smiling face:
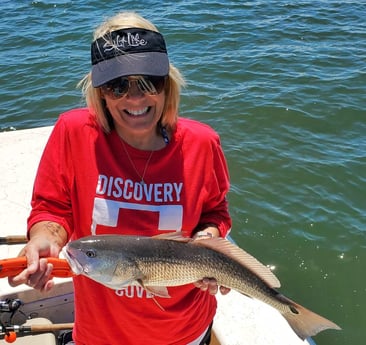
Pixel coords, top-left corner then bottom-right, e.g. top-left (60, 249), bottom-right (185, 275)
top-left (102, 76), bottom-right (166, 148)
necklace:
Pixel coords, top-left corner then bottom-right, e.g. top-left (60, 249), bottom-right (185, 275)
top-left (120, 139), bottom-right (154, 185)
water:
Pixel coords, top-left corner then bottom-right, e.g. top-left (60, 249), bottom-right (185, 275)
top-left (1, 1), bottom-right (365, 344)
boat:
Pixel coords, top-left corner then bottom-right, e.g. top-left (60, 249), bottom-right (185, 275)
top-left (0, 126), bottom-right (315, 344)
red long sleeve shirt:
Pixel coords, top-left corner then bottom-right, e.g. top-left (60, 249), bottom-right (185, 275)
top-left (28, 108), bottom-right (231, 345)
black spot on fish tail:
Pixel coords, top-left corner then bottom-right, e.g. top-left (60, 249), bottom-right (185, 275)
top-left (276, 293), bottom-right (341, 339)
top-left (289, 305), bottom-right (299, 314)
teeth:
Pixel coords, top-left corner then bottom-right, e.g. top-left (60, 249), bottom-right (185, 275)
top-left (127, 107), bottom-right (149, 116)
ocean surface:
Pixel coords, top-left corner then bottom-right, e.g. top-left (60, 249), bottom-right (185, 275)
top-left (0, 1), bottom-right (365, 344)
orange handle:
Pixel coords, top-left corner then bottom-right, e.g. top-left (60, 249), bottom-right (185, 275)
top-left (0, 257), bottom-right (74, 278)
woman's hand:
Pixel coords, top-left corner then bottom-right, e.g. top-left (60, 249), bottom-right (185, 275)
top-left (194, 278), bottom-right (231, 295)
top-left (8, 221), bottom-right (67, 292)
top-left (192, 225), bottom-right (231, 295)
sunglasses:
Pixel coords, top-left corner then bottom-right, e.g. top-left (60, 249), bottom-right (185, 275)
top-left (101, 75), bottom-right (167, 99)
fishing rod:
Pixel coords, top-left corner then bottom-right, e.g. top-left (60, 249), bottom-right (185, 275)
top-left (1, 322), bottom-right (74, 334)
top-left (0, 298), bottom-right (74, 342)
top-left (0, 322), bottom-right (74, 342)
top-left (0, 236), bottom-right (28, 245)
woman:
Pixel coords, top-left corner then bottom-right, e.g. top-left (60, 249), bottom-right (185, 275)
top-left (9, 12), bottom-right (232, 345)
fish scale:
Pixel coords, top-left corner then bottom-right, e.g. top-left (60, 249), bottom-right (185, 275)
top-left (137, 240), bottom-right (278, 306)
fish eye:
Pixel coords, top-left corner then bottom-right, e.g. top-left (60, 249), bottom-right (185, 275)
top-left (85, 249), bottom-right (97, 258)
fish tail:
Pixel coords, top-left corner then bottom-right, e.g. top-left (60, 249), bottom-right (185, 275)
top-left (277, 294), bottom-right (341, 340)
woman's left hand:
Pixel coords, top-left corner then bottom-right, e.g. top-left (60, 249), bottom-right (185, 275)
top-left (192, 228), bottom-right (231, 295)
top-left (194, 278), bottom-right (231, 295)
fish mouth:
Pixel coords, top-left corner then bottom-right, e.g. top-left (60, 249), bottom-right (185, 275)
top-left (63, 248), bottom-right (84, 275)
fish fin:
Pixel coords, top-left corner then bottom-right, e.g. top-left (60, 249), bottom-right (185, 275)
top-left (193, 237), bottom-right (281, 288)
top-left (145, 286), bottom-right (171, 298)
top-left (135, 280), bottom-right (167, 311)
top-left (277, 294), bottom-right (341, 339)
top-left (136, 279), bottom-right (171, 298)
top-left (152, 296), bottom-right (166, 311)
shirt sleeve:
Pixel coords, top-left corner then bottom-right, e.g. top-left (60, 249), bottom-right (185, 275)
top-left (27, 117), bottom-right (74, 239)
top-left (198, 134), bottom-right (232, 238)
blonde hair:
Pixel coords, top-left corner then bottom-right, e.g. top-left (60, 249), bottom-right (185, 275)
top-left (79, 12), bottom-right (185, 133)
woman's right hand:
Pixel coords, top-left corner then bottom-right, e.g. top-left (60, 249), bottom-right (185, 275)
top-left (8, 221), bottom-right (68, 292)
